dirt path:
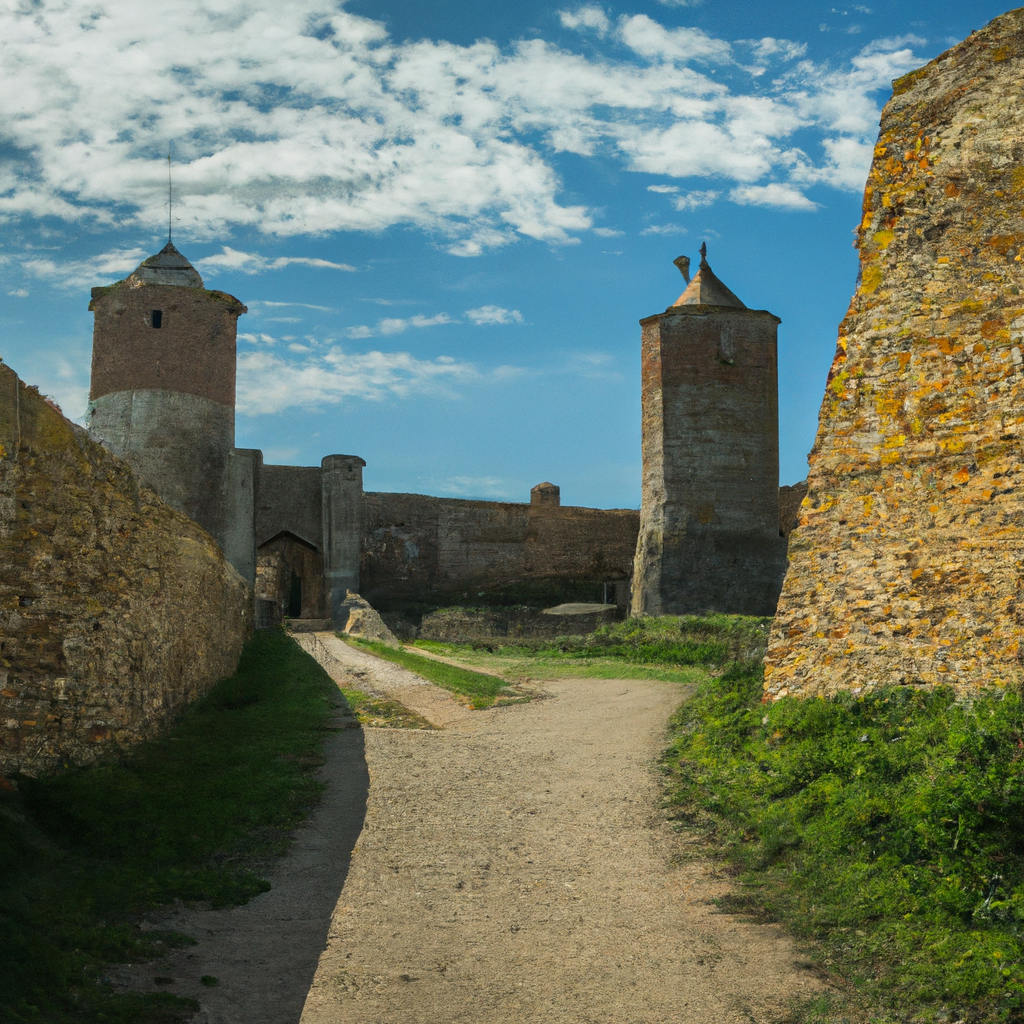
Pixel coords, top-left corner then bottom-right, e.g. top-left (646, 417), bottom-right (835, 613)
top-left (300, 636), bottom-right (825, 1023)
top-left (121, 634), bottom-right (824, 1022)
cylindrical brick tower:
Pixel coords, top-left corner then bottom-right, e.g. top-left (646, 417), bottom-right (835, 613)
top-left (631, 247), bottom-right (787, 617)
top-left (87, 242), bottom-right (249, 568)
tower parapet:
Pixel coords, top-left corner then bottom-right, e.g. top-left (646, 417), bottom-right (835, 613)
top-left (631, 247), bottom-right (787, 616)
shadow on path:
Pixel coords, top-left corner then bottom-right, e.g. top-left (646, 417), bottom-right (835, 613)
top-left (116, 717), bottom-right (369, 1024)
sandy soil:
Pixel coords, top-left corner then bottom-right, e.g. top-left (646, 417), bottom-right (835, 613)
top-left (120, 634), bottom-right (825, 1023)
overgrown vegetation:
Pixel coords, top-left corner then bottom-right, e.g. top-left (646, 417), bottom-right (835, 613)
top-left (0, 629), bottom-right (338, 1023)
top-left (342, 635), bottom-right (512, 708)
top-left (664, 662), bottom-right (1024, 1022)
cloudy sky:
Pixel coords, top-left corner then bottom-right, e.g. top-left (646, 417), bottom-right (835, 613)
top-left (0, 0), bottom-right (1009, 506)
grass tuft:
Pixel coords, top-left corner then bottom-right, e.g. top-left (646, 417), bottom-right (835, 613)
top-left (0, 629), bottom-right (338, 1023)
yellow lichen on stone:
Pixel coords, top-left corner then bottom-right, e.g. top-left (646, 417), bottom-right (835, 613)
top-left (766, 7), bottom-right (1024, 701)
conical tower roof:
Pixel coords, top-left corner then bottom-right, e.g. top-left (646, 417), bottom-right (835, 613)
top-left (127, 241), bottom-right (204, 289)
top-left (671, 244), bottom-right (745, 308)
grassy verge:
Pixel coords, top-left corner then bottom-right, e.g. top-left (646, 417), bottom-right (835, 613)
top-left (0, 629), bottom-right (339, 1024)
top-left (338, 686), bottom-right (434, 729)
top-left (342, 636), bottom-right (512, 708)
top-left (410, 614), bottom-right (769, 684)
top-left (664, 662), bottom-right (1024, 1022)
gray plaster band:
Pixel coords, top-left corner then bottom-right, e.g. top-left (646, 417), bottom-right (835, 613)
top-left (86, 390), bottom-right (256, 583)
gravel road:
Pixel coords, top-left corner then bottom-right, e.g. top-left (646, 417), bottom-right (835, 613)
top-left (120, 633), bottom-right (824, 1022)
top-left (299, 635), bottom-right (825, 1023)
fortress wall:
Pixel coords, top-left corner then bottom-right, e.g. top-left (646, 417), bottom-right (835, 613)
top-left (0, 362), bottom-right (251, 776)
top-left (360, 491), bottom-right (640, 608)
top-left (256, 464), bottom-right (323, 549)
top-left (766, 9), bottom-right (1024, 699)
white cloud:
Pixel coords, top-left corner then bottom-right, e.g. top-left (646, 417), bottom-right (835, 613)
top-left (617, 15), bottom-right (732, 64)
top-left (729, 183), bottom-right (818, 210)
top-left (672, 189), bottom-right (720, 210)
top-left (746, 38), bottom-right (807, 61)
top-left (252, 300), bottom-right (338, 311)
top-left (346, 313), bottom-right (454, 339)
top-left (432, 476), bottom-right (515, 499)
top-left (194, 247), bottom-right (356, 274)
top-left (647, 184), bottom-right (679, 193)
top-left (21, 248), bottom-right (148, 290)
top-left (465, 305), bottom-right (523, 325)
top-left (0, 1), bottom-right (921, 258)
top-left (468, 305), bottom-right (524, 325)
top-left (7, 288), bottom-right (28, 297)
top-left (640, 223), bottom-right (688, 235)
top-left (236, 347), bottom-right (479, 414)
top-left (592, 227), bottom-right (624, 236)
top-left (559, 6), bottom-right (611, 36)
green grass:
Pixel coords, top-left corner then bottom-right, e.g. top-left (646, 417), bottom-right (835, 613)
top-left (0, 629), bottom-right (339, 1023)
top-left (663, 661), bottom-right (1024, 1023)
top-left (409, 614), bottom-right (769, 685)
top-left (342, 636), bottom-right (512, 708)
top-left (338, 686), bottom-right (434, 729)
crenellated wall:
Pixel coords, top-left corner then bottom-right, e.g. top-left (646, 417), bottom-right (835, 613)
top-left (0, 361), bottom-right (251, 776)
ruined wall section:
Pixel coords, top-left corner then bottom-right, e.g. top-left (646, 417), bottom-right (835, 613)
top-left (766, 8), bottom-right (1024, 698)
top-left (361, 492), bottom-right (639, 608)
top-left (0, 363), bottom-right (251, 775)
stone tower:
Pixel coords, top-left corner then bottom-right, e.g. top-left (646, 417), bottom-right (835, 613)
top-left (631, 247), bottom-right (786, 617)
top-left (87, 242), bottom-right (258, 582)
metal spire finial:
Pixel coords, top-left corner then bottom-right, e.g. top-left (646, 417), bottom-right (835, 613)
top-left (167, 148), bottom-right (173, 243)
top-left (699, 241), bottom-right (707, 263)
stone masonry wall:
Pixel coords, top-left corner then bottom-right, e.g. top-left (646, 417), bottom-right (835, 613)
top-left (766, 8), bottom-right (1024, 699)
top-left (0, 362), bottom-right (252, 775)
top-left (361, 492), bottom-right (640, 608)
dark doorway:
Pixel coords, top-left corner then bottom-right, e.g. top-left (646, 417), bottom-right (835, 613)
top-left (288, 574), bottom-right (302, 618)
top-left (151, 310), bottom-right (163, 328)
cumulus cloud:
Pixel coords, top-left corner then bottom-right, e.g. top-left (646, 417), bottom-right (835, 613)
top-left (21, 248), bottom-right (148, 290)
top-left (559, 6), bottom-right (611, 36)
top-left (236, 347), bottom-right (478, 415)
top-left (672, 189), bottom-right (720, 210)
top-left (0, 1), bottom-right (921, 257)
top-left (345, 313), bottom-right (454, 339)
top-left (647, 184), bottom-right (679, 193)
top-left (465, 305), bottom-right (524, 325)
top-left (729, 183), bottom-right (819, 210)
top-left (195, 247), bottom-right (356, 274)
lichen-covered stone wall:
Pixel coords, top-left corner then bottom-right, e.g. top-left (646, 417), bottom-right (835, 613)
top-left (766, 8), bottom-right (1024, 699)
top-left (0, 361), bottom-right (252, 775)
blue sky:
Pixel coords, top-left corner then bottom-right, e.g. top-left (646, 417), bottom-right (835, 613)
top-left (0, 0), bottom-right (1010, 508)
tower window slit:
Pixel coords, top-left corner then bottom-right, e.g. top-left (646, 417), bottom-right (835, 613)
top-left (151, 310), bottom-right (163, 328)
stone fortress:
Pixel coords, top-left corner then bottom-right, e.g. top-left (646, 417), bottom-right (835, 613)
top-left (13, 2), bottom-right (1021, 775)
top-left (84, 240), bottom-right (798, 635)
top-left (5, 233), bottom-right (801, 773)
